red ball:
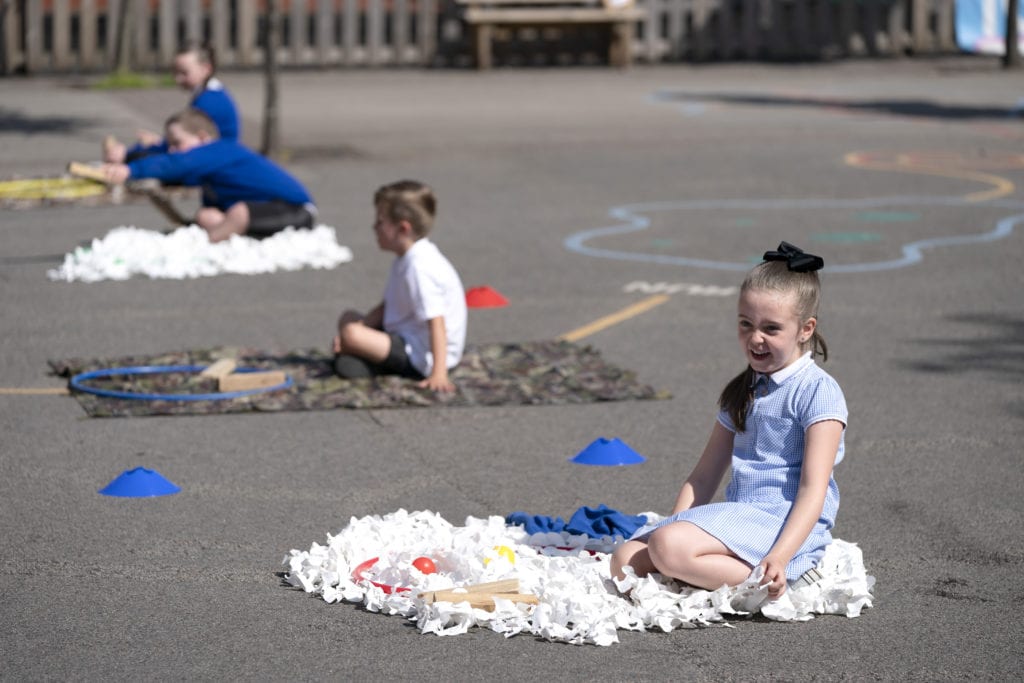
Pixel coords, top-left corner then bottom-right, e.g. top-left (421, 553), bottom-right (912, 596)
top-left (411, 556), bottom-right (437, 574)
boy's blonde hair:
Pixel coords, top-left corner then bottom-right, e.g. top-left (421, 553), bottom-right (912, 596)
top-left (165, 108), bottom-right (219, 139)
top-left (374, 180), bottom-right (436, 238)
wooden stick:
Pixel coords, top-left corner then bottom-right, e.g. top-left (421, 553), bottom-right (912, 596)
top-left (199, 359), bottom-right (237, 379)
top-left (219, 370), bottom-right (287, 392)
top-left (418, 592), bottom-right (539, 610)
top-left (418, 578), bottom-right (521, 604)
top-left (461, 578), bottom-right (520, 594)
top-left (67, 161), bottom-right (109, 184)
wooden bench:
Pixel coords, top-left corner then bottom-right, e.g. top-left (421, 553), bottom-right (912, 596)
top-left (457, 0), bottom-right (645, 69)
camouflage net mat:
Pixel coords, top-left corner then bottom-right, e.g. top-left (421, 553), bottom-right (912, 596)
top-left (50, 341), bottom-right (669, 418)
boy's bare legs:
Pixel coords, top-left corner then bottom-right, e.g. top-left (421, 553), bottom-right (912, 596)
top-left (333, 310), bottom-right (391, 363)
top-left (646, 522), bottom-right (752, 590)
top-left (196, 203), bottom-right (250, 242)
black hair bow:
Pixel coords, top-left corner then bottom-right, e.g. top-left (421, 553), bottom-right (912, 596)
top-left (763, 242), bottom-right (824, 272)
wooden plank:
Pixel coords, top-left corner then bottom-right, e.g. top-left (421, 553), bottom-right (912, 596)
top-left (715, 0), bottom-right (735, 59)
top-left (464, 7), bottom-right (644, 22)
top-left (791, 0), bottom-right (810, 57)
top-left (219, 371), bottom-right (288, 392)
top-left (886, 0), bottom-right (906, 55)
top-left (393, 0), bottom-right (410, 63)
top-left (133, 0), bottom-right (152, 70)
top-left (911, 0), bottom-right (930, 52)
top-left (79, 0), bottom-right (98, 69)
top-left (664, 0), bottom-right (684, 61)
top-left (341, 0), bottom-right (358, 65)
top-left (738, 0), bottom-right (757, 59)
top-left (237, 0), bottom-right (257, 65)
top-left (289, 0), bottom-right (307, 64)
top-left (53, 0), bottom-right (71, 69)
top-left (25, 0), bottom-right (44, 73)
top-left (418, 0), bottom-right (438, 65)
top-left (935, 0), bottom-right (955, 50)
top-left (368, 0), bottom-right (385, 63)
top-left (106, 0), bottom-right (122, 67)
top-left (158, 0), bottom-right (176, 67)
top-left (693, 0), bottom-right (711, 61)
top-left (199, 359), bottom-right (237, 379)
top-left (315, 0), bottom-right (331, 65)
top-left (211, 0), bottom-right (230, 65)
top-left (184, 0), bottom-right (202, 44)
top-left (838, 0), bottom-right (856, 55)
top-left (1, 0), bottom-right (21, 74)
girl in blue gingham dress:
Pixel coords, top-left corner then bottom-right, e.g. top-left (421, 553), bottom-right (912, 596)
top-left (611, 243), bottom-right (848, 599)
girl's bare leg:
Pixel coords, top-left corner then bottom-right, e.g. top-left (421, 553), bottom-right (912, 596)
top-left (647, 522), bottom-right (752, 590)
top-left (610, 539), bottom-right (658, 581)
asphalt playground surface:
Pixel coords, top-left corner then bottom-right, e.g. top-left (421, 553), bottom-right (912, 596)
top-left (2, 57), bottom-right (1023, 680)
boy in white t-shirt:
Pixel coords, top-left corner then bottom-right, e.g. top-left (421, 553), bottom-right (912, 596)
top-left (332, 180), bottom-right (467, 392)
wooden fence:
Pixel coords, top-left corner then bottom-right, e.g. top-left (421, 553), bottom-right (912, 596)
top-left (0, 0), bottom-right (959, 74)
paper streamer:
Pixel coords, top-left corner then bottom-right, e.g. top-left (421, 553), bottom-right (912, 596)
top-left (283, 509), bottom-right (874, 646)
top-left (47, 224), bottom-right (353, 282)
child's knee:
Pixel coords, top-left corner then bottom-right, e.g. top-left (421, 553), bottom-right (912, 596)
top-left (195, 207), bottom-right (222, 228)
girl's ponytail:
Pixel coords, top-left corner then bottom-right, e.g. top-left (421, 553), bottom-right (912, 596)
top-left (719, 366), bottom-right (755, 433)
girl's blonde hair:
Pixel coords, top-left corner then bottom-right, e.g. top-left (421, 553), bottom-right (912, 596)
top-left (718, 260), bottom-right (828, 432)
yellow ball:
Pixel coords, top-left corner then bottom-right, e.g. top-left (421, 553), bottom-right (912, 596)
top-left (484, 545), bottom-right (516, 566)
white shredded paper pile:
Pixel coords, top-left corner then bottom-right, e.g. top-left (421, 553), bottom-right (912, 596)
top-left (47, 224), bottom-right (353, 282)
top-left (284, 509), bottom-right (874, 646)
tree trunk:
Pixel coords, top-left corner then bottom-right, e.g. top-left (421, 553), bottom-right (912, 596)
top-left (261, 0), bottom-right (281, 158)
top-left (1006, 0), bottom-right (1021, 68)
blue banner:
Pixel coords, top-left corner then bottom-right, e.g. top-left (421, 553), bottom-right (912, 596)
top-left (956, 0), bottom-right (1024, 54)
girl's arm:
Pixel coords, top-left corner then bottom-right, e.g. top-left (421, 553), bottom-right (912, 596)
top-left (760, 418), bottom-right (844, 597)
top-left (670, 421), bottom-right (734, 515)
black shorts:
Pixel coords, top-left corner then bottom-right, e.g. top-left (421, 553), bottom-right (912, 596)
top-left (333, 332), bottom-right (424, 380)
top-left (244, 201), bottom-right (315, 239)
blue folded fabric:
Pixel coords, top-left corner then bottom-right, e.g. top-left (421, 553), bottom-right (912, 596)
top-left (505, 512), bottom-right (566, 534)
top-left (506, 505), bottom-right (647, 539)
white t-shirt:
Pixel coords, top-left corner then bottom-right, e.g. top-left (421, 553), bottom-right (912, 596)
top-left (382, 238), bottom-right (467, 376)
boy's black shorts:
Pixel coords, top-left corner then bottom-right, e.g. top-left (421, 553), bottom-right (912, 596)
top-left (244, 201), bottom-right (315, 239)
top-left (333, 332), bottom-right (424, 380)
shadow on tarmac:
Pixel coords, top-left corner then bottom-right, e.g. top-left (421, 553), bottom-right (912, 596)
top-left (658, 92), bottom-right (1019, 121)
top-left (897, 312), bottom-right (1024, 383)
top-left (0, 106), bottom-right (98, 134)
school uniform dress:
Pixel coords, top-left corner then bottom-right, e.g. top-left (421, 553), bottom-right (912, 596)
top-left (630, 352), bottom-right (848, 582)
top-left (382, 238), bottom-right (467, 378)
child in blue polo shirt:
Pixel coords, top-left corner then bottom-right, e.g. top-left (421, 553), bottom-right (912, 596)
top-left (104, 42), bottom-right (240, 163)
top-left (611, 242), bottom-right (848, 599)
top-left (101, 108), bottom-right (315, 242)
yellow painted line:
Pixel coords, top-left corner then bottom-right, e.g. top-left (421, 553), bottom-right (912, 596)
top-left (558, 294), bottom-right (671, 343)
top-left (843, 151), bottom-right (1016, 202)
top-left (0, 387), bottom-right (71, 395)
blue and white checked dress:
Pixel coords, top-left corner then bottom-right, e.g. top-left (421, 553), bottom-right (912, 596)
top-left (631, 353), bottom-right (848, 582)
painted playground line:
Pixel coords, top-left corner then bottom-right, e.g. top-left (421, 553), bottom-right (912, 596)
top-left (564, 150), bottom-right (1024, 274)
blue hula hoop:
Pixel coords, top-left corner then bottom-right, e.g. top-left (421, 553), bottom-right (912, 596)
top-left (70, 364), bottom-right (294, 402)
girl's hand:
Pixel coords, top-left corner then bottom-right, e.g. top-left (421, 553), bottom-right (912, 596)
top-left (759, 556), bottom-right (789, 598)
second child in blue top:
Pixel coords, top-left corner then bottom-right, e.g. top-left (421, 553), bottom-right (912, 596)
top-left (102, 108), bottom-right (315, 242)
